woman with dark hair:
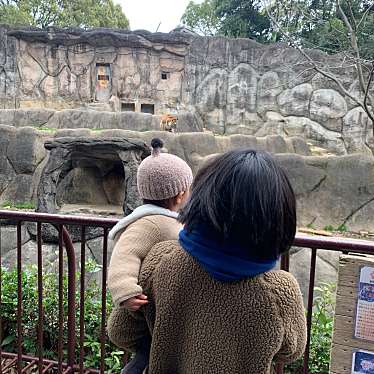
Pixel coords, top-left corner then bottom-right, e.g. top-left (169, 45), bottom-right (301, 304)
top-left (108, 149), bottom-right (307, 374)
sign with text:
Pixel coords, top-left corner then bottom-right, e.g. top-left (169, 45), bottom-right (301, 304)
top-left (355, 267), bottom-right (374, 342)
top-left (352, 350), bottom-right (374, 374)
top-left (330, 255), bottom-right (374, 374)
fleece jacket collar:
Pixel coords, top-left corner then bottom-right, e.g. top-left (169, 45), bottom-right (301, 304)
top-left (108, 204), bottom-right (178, 241)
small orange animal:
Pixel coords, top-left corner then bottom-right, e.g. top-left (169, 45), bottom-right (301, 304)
top-left (160, 113), bottom-right (177, 132)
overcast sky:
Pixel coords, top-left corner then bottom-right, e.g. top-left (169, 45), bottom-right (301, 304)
top-left (117, 0), bottom-right (201, 33)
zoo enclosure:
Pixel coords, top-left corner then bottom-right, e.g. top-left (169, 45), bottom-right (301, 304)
top-left (0, 210), bottom-right (374, 374)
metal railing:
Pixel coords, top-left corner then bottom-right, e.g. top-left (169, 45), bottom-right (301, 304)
top-left (0, 209), bottom-right (373, 374)
top-left (0, 210), bottom-right (118, 374)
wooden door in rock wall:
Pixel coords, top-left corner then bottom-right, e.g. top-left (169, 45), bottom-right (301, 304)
top-left (95, 63), bottom-right (111, 102)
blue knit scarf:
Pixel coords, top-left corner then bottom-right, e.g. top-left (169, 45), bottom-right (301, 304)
top-left (179, 228), bottom-right (277, 282)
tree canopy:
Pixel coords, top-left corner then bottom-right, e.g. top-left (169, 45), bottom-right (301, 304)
top-left (214, 0), bottom-right (270, 41)
top-left (267, 0), bottom-right (374, 59)
top-left (181, 0), bottom-right (374, 58)
top-left (0, 0), bottom-right (129, 29)
top-left (182, 0), bottom-right (270, 40)
top-left (181, 0), bottom-right (221, 36)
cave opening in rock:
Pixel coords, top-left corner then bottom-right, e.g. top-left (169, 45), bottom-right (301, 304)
top-left (38, 137), bottom-right (150, 218)
top-left (56, 153), bottom-right (125, 216)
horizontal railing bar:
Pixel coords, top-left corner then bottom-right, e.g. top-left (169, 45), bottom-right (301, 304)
top-left (1, 358), bottom-right (17, 371)
top-left (1, 352), bottom-right (66, 366)
top-left (294, 234), bottom-right (374, 254)
top-left (2, 339), bottom-right (101, 373)
top-left (21, 360), bottom-right (37, 372)
top-left (42, 363), bottom-right (54, 374)
top-left (0, 210), bottom-right (118, 227)
top-left (0, 210), bottom-right (373, 253)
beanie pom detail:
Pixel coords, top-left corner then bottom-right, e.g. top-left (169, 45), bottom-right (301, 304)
top-left (151, 138), bottom-right (163, 156)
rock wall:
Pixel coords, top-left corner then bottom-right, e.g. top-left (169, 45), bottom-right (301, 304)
top-left (183, 37), bottom-right (373, 153)
top-left (0, 126), bottom-right (48, 203)
top-left (0, 27), bottom-right (189, 112)
top-left (0, 27), bottom-right (17, 108)
top-left (1, 125), bottom-right (374, 232)
top-left (0, 108), bottom-right (203, 132)
top-left (0, 27), bottom-right (373, 154)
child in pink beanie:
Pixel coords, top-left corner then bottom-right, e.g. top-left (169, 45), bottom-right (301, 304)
top-left (108, 138), bottom-right (193, 374)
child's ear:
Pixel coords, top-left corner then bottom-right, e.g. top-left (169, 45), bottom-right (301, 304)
top-left (176, 191), bottom-right (185, 205)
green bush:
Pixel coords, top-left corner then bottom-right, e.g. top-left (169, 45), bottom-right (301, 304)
top-left (323, 225), bottom-right (335, 232)
top-left (323, 224), bottom-right (348, 233)
top-left (0, 262), bottom-right (124, 373)
top-left (1, 201), bottom-right (36, 210)
top-left (286, 283), bottom-right (336, 374)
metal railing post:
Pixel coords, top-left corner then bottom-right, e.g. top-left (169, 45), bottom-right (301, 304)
top-left (62, 227), bottom-right (77, 370)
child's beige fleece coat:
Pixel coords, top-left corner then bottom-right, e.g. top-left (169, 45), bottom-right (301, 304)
top-left (108, 204), bottom-right (181, 306)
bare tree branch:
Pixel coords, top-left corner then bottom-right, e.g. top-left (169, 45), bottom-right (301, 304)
top-left (265, 0), bottom-right (374, 148)
top-left (357, 2), bottom-right (374, 30)
top-left (346, 0), bottom-right (357, 31)
top-left (337, 0), bottom-right (367, 93)
top-left (266, 6), bottom-right (365, 108)
top-left (364, 63), bottom-right (374, 132)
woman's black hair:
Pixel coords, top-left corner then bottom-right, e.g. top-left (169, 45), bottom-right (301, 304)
top-left (179, 149), bottom-right (296, 261)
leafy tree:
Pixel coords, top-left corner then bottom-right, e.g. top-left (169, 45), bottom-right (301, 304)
top-left (0, 1), bottom-right (32, 26)
top-left (267, 0), bottom-right (374, 58)
top-left (182, 0), bottom-right (374, 58)
top-left (181, 0), bottom-right (221, 36)
top-left (59, 0), bottom-right (129, 29)
top-left (182, 0), bottom-right (271, 40)
top-left (0, 0), bottom-right (129, 29)
top-left (214, 0), bottom-right (271, 41)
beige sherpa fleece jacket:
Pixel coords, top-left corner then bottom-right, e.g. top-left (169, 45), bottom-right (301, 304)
top-left (107, 240), bottom-right (307, 374)
top-left (108, 205), bottom-right (182, 306)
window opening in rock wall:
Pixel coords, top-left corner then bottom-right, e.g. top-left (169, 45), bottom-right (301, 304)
top-left (98, 75), bottom-right (110, 81)
top-left (161, 71), bottom-right (169, 80)
top-left (96, 64), bottom-right (110, 83)
top-left (74, 43), bottom-right (87, 53)
top-left (96, 63), bottom-right (112, 102)
top-left (122, 103), bottom-right (136, 112)
top-left (141, 104), bottom-right (155, 114)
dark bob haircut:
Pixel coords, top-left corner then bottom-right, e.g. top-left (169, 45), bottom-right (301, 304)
top-left (179, 149), bottom-right (296, 261)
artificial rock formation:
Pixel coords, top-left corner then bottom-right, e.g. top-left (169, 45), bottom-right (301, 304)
top-left (38, 136), bottom-right (150, 215)
top-left (32, 136), bottom-right (149, 241)
top-left (1, 125), bottom-right (374, 234)
top-left (0, 26), bottom-right (373, 154)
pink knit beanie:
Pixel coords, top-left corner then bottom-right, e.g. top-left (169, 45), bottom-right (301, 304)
top-left (137, 138), bottom-right (193, 200)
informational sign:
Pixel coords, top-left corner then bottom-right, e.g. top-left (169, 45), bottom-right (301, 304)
top-left (352, 350), bottom-right (374, 374)
top-left (355, 267), bottom-right (374, 341)
top-left (330, 255), bottom-right (374, 374)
